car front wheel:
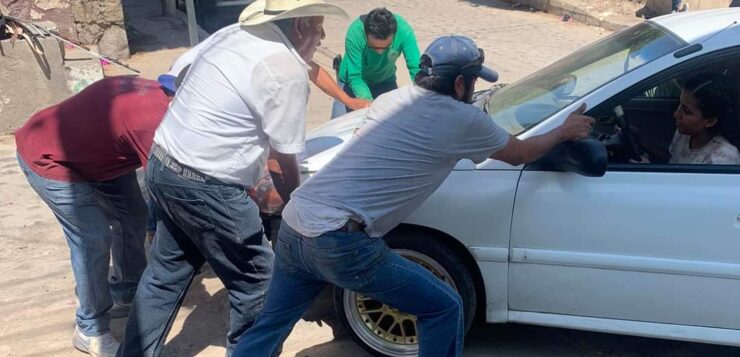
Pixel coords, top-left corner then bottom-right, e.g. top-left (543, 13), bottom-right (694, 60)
top-left (333, 232), bottom-right (477, 356)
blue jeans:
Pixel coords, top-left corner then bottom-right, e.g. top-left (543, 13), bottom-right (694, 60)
top-left (234, 222), bottom-right (464, 357)
top-left (136, 168), bottom-right (157, 234)
top-left (118, 155), bottom-right (274, 357)
top-left (17, 154), bottom-right (147, 336)
top-left (330, 80), bottom-right (399, 119)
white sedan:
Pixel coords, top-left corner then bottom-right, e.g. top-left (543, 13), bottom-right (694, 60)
top-left (298, 8), bottom-right (740, 356)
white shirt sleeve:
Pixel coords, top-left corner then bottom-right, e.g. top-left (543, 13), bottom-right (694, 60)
top-left (251, 59), bottom-right (309, 154)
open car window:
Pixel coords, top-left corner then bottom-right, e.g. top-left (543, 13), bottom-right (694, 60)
top-left (597, 57), bottom-right (740, 169)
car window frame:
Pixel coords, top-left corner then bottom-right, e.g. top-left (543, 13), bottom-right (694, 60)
top-left (590, 45), bottom-right (740, 175)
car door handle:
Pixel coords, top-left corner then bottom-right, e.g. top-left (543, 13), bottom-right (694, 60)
top-left (736, 215), bottom-right (740, 229)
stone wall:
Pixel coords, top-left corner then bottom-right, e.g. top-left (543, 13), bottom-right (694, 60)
top-left (0, 0), bottom-right (129, 59)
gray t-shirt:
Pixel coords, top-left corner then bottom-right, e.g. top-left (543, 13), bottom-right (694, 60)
top-left (282, 85), bottom-right (510, 237)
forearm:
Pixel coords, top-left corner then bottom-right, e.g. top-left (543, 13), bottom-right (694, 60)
top-left (402, 36), bottom-right (421, 79)
top-left (519, 129), bottom-right (567, 164)
top-left (344, 27), bottom-right (373, 100)
top-left (267, 149), bottom-right (300, 203)
top-left (492, 104), bottom-right (593, 165)
top-left (493, 130), bottom-right (566, 166)
top-left (309, 62), bottom-right (351, 103)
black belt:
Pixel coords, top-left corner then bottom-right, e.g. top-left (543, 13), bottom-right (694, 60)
top-left (338, 219), bottom-right (365, 233)
top-left (150, 144), bottom-right (208, 183)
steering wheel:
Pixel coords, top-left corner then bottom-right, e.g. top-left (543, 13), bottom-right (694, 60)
top-left (613, 106), bottom-right (644, 161)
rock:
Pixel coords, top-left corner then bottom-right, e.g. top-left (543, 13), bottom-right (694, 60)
top-left (35, 0), bottom-right (70, 11)
top-left (77, 22), bottom-right (101, 43)
top-left (70, 1), bottom-right (94, 23)
top-left (100, 1), bottom-right (124, 24)
top-left (32, 20), bottom-right (59, 32)
top-left (98, 25), bottom-right (129, 59)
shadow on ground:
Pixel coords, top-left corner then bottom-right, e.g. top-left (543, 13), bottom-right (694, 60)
top-left (290, 320), bottom-right (740, 357)
top-left (148, 266), bottom-right (359, 357)
top-left (120, 0), bottom-right (253, 54)
top-left (110, 266), bottom-right (740, 357)
top-left (121, 0), bottom-right (193, 54)
top-left (464, 323), bottom-right (740, 356)
top-left (164, 267), bottom-right (229, 356)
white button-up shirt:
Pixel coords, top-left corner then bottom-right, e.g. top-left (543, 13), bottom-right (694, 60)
top-left (154, 23), bottom-right (311, 186)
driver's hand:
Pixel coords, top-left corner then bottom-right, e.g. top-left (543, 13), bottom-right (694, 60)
top-left (629, 153), bottom-right (650, 164)
top-left (559, 103), bottom-right (595, 141)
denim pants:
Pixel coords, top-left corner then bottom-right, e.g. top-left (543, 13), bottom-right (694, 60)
top-left (234, 222), bottom-right (464, 357)
top-left (136, 168), bottom-right (157, 234)
top-left (118, 155), bottom-right (274, 357)
top-left (17, 154), bottom-right (147, 336)
top-left (330, 80), bottom-right (399, 119)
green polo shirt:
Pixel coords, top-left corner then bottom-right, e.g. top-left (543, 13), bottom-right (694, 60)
top-left (338, 14), bottom-right (420, 100)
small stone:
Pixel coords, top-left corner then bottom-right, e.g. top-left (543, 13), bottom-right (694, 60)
top-left (35, 0), bottom-right (71, 11)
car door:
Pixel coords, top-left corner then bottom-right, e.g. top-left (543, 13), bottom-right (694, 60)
top-left (508, 168), bottom-right (740, 330)
top-left (507, 47), bottom-right (740, 330)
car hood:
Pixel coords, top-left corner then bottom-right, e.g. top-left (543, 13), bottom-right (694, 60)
top-left (298, 109), bottom-right (367, 173)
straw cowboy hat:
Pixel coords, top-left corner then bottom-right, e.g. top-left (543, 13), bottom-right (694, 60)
top-left (239, 0), bottom-right (348, 26)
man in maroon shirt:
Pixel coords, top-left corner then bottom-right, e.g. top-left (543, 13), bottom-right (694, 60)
top-left (15, 76), bottom-right (171, 357)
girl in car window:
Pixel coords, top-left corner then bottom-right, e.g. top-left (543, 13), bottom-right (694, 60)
top-left (667, 73), bottom-right (740, 165)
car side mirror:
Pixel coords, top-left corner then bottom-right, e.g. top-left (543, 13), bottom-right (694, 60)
top-left (528, 138), bottom-right (607, 177)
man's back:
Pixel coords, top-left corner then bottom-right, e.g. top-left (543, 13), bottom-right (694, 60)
top-left (15, 76), bottom-right (169, 182)
top-left (154, 23), bottom-right (310, 187)
top-left (283, 85), bottom-right (509, 237)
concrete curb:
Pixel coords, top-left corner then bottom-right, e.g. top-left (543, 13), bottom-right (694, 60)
top-left (504, 0), bottom-right (642, 31)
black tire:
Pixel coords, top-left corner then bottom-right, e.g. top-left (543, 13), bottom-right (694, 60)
top-left (333, 231), bottom-right (477, 356)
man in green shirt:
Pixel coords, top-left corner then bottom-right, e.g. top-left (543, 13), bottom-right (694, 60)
top-left (331, 7), bottom-right (420, 118)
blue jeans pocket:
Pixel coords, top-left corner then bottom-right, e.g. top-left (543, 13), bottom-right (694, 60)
top-left (162, 193), bottom-right (215, 232)
top-left (275, 236), bottom-right (299, 273)
top-left (310, 237), bottom-right (385, 291)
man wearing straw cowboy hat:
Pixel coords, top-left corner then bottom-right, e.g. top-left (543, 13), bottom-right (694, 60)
top-left (116, 1), bottom-right (348, 356)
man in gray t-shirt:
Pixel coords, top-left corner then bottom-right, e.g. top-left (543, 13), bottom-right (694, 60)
top-left (237, 35), bottom-right (594, 356)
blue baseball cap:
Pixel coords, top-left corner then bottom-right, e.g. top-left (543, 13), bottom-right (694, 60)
top-left (420, 35), bottom-right (499, 83)
top-left (157, 74), bottom-right (177, 94)
top-left (157, 63), bottom-right (192, 96)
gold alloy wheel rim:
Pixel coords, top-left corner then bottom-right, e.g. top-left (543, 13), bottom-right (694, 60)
top-left (343, 249), bottom-right (457, 356)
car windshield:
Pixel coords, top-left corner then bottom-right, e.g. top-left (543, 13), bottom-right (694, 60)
top-left (487, 22), bottom-right (685, 135)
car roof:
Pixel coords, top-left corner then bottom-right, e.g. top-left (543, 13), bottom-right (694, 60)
top-left (650, 8), bottom-right (740, 44)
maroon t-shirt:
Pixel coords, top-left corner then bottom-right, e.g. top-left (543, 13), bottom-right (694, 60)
top-left (15, 76), bottom-right (170, 182)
